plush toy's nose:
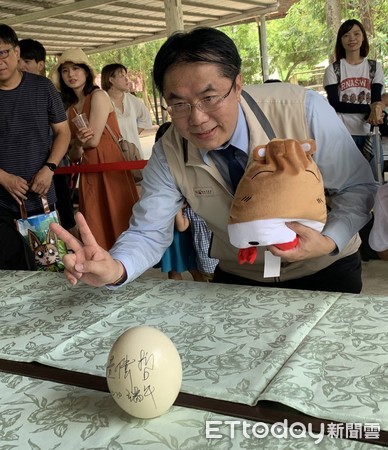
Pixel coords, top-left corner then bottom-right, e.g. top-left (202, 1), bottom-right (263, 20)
top-left (249, 241), bottom-right (259, 245)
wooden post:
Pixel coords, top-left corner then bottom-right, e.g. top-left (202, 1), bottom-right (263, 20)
top-left (164, 0), bottom-right (184, 35)
top-left (256, 16), bottom-right (269, 82)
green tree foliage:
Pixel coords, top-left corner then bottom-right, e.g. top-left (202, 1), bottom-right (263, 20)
top-left (362, 0), bottom-right (388, 66)
top-left (88, 39), bottom-right (164, 91)
top-left (88, 40), bottom-right (162, 75)
top-left (266, 0), bottom-right (330, 84)
top-left (220, 1), bottom-right (329, 86)
top-left (220, 24), bottom-right (262, 84)
top-left (224, 0), bottom-right (387, 86)
top-left (87, 40), bottom-right (165, 120)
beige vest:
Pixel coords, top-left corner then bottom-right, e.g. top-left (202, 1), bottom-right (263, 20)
top-left (162, 83), bottom-right (360, 282)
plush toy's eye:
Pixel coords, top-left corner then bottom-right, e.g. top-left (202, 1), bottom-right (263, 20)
top-left (301, 143), bottom-right (311, 153)
top-left (258, 147), bottom-right (266, 157)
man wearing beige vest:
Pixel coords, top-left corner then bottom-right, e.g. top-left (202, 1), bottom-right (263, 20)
top-left (51, 27), bottom-right (377, 294)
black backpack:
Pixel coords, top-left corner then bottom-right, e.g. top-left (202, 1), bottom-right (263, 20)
top-left (332, 59), bottom-right (376, 84)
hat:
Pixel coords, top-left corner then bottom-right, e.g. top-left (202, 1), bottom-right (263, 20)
top-left (50, 47), bottom-right (97, 90)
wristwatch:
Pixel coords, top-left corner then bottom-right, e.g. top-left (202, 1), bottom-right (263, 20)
top-left (44, 162), bottom-right (57, 172)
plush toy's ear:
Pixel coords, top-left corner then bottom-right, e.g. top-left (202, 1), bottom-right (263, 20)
top-left (300, 139), bottom-right (316, 155)
top-left (46, 229), bottom-right (58, 245)
top-left (252, 145), bottom-right (267, 160)
top-left (28, 229), bottom-right (41, 250)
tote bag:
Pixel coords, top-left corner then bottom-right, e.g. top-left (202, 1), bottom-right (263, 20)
top-left (15, 196), bottom-right (67, 272)
top-left (105, 123), bottom-right (143, 183)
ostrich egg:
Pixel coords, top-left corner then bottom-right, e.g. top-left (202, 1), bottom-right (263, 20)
top-left (106, 325), bottom-right (182, 419)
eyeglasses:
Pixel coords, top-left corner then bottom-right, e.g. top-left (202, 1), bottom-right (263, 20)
top-left (0, 47), bottom-right (14, 60)
top-left (163, 78), bottom-right (236, 119)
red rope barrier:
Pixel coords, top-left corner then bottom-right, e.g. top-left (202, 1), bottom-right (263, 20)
top-left (55, 160), bottom-right (148, 174)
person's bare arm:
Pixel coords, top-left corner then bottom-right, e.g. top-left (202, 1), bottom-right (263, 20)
top-left (68, 90), bottom-right (113, 160)
top-left (83, 90), bottom-right (113, 148)
top-left (175, 206), bottom-right (190, 232)
top-left (0, 169), bottom-right (29, 204)
top-left (30, 120), bottom-right (71, 196)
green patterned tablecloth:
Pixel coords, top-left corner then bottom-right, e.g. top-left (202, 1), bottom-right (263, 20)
top-left (0, 372), bottom-right (382, 450)
top-left (1, 271), bottom-right (388, 433)
top-left (260, 293), bottom-right (388, 429)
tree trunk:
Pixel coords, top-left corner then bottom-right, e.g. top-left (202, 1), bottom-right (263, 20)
top-left (359, 0), bottom-right (376, 57)
top-left (326, 0), bottom-right (341, 63)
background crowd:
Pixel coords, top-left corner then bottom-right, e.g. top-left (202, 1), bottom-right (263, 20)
top-left (0, 21), bottom-right (386, 290)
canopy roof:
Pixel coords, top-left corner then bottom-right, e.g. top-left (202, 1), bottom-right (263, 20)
top-left (1, 0), bottom-right (294, 55)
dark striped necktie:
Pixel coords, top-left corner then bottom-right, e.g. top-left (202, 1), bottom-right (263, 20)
top-left (220, 145), bottom-right (245, 192)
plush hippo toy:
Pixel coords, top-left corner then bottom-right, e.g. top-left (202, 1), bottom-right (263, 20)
top-left (228, 138), bottom-right (327, 264)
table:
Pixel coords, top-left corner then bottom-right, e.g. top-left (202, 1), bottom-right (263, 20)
top-left (1, 372), bottom-right (383, 449)
top-left (0, 270), bottom-right (387, 447)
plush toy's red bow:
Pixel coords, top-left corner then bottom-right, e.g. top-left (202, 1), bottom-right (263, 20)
top-left (238, 247), bottom-right (257, 264)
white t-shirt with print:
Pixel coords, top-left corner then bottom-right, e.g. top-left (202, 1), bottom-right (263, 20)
top-left (323, 58), bottom-right (384, 136)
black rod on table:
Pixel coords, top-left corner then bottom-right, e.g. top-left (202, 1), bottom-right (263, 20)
top-left (0, 359), bottom-right (386, 447)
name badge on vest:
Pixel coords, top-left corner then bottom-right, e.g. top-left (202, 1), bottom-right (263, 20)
top-left (193, 187), bottom-right (214, 197)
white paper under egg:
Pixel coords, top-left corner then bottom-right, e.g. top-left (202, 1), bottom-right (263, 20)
top-left (106, 325), bottom-right (182, 419)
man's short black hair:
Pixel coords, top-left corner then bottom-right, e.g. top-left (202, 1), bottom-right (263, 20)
top-left (0, 24), bottom-right (18, 46)
top-left (153, 27), bottom-right (241, 94)
top-left (19, 38), bottom-right (46, 62)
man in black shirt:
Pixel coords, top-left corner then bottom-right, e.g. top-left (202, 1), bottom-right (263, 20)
top-left (0, 24), bottom-right (70, 269)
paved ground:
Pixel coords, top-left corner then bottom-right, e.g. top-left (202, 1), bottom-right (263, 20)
top-left (139, 126), bottom-right (158, 159)
top-left (360, 260), bottom-right (388, 295)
